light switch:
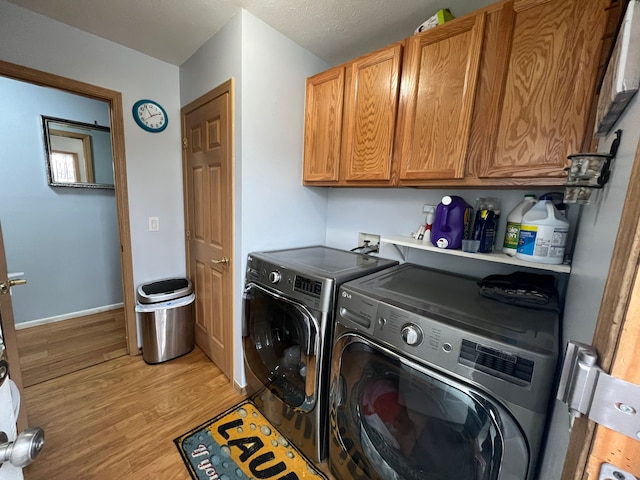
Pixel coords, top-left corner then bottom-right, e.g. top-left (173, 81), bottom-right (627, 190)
top-left (148, 216), bottom-right (159, 232)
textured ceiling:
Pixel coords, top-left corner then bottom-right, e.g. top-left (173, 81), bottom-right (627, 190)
top-left (6, 0), bottom-right (493, 66)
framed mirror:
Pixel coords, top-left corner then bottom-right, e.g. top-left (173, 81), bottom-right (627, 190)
top-left (42, 116), bottom-right (114, 189)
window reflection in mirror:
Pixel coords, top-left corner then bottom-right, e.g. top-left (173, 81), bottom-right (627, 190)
top-left (42, 116), bottom-right (114, 189)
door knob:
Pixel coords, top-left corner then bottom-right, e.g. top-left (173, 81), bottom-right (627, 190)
top-left (0, 278), bottom-right (27, 295)
top-left (0, 427), bottom-right (45, 468)
top-left (211, 256), bottom-right (230, 266)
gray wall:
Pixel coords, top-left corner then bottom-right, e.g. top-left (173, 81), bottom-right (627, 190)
top-left (0, 76), bottom-right (121, 322)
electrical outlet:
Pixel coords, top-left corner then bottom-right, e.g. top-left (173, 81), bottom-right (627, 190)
top-left (358, 232), bottom-right (381, 247)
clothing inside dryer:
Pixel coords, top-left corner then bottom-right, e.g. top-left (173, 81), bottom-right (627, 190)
top-left (340, 342), bottom-right (505, 480)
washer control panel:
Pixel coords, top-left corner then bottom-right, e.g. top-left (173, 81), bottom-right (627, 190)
top-left (268, 271), bottom-right (281, 284)
top-left (401, 323), bottom-right (423, 346)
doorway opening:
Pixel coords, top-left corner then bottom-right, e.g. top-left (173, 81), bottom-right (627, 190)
top-left (0, 59), bottom-right (136, 387)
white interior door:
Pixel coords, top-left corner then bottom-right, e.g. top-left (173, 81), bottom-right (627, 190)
top-left (0, 380), bottom-right (22, 480)
top-left (0, 222), bottom-right (25, 480)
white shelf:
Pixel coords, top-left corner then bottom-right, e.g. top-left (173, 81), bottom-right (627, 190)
top-left (381, 235), bottom-right (571, 274)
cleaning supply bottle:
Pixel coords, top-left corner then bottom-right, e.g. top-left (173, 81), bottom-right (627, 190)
top-left (516, 195), bottom-right (570, 264)
top-left (502, 194), bottom-right (537, 255)
top-left (472, 197), bottom-right (487, 242)
top-left (431, 195), bottom-right (473, 249)
top-left (476, 210), bottom-right (497, 253)
top-left (485, 197), bottom-right (501, 250)
top-left (423, 207), bottom-right (435, 243)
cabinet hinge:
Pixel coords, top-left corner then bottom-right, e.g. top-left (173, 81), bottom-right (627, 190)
top-left (557, 340), bottom-right (640, 441)
top-left (182, 137), bottom-right (188, 149)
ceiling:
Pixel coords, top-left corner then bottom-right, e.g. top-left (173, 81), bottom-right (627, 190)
top-left (6, 0), bottom-right (492, 66)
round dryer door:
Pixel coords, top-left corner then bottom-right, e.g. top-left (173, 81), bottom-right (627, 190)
top-left (329, 333), bottom-right (529, 480)
top-left (243, 283), bottom-right (319, 411)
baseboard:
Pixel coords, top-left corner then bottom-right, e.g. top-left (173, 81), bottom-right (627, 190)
top-left (233, 381), bottom-right (247, 396)
top-left (15, 303), bottom-right (125, 330)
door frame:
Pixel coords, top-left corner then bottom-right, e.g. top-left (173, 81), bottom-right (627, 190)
top-left (561, 126), bottom-right (640, 476)
top-left (0, 59), bottom-right (137, 355)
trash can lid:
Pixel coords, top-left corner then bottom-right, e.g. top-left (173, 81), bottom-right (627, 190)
top-left (137, 277), bottom-right (193, 304)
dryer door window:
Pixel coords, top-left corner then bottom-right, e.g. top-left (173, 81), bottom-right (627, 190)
top-left (243, 284), bottom-right (318, 411)
top-left (330, 334), bottom-right (529, 480)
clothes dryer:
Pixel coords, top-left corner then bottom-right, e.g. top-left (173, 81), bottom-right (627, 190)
top-left (242, 246), bottom-right (398, 463)
top-left (329, 263), bottom-right (559, 480)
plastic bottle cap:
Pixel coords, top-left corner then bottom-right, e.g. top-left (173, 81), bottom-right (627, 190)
top-left (442, 196), bottom-right (452, 205)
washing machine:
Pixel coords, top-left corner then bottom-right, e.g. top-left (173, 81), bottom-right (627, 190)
top-left (329, 263), bottom-right (559, 480)
top-left (242, 246), bottom-right (398, 463)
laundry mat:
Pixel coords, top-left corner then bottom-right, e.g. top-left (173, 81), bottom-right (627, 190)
top-left (174, 400), bottom-right (328, 480)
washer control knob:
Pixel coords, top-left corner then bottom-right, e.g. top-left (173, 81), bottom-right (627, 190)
top-left (401, 324), bottom-right (423, 346)
top-left (268, 271), bottom-right (281, 284)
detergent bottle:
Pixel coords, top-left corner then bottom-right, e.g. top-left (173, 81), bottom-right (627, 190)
top-left (431, 195), bottom-right (473, 249)
top-left (516, 196), bottom-right (570, 264)
top-left (502, 194), bottom-right (537, 256)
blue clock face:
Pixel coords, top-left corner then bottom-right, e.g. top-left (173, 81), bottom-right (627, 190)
top-left (132, 100), bottom-right (167, 132)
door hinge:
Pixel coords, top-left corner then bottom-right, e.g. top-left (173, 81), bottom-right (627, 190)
top-left (557, 340), bottom-right (640, 441)
top-left (182, 137), bottom-right (188, 149)
top-left (599, 462), bottom-right (638, 480)
top-left (186, 230), bottom-right (191, 241)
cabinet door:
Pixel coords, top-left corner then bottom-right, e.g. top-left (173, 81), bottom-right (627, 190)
top-left (341, 43), bottom-right (402, 182)
top-left (395, 14), bottom-right (486, 181)
top-left (475, 0), bottom-right (609, 179)
top-left (303, 67), bottom-right (345, 183)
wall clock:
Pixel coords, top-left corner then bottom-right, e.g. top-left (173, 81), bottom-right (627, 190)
top-left (132, 99), bottom-right (168, 133)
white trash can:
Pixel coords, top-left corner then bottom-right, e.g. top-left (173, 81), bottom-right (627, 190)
top-left (135, 278), bottom-right (195, 364)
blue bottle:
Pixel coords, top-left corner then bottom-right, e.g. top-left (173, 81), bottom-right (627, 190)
top-left (475, 209), bottom-right (496, 253)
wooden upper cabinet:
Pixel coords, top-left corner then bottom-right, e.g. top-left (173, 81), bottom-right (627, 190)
top-left (341, 43), bottom-right (402, 182)
top-left (303, 0), bottom-right (612, 188)
top-left (303, 43), bottom-right (402, 185)
top-left (472, 0), bottom-right (610, 181)
top-left (395, 13), bottom-right (486, 183)
top-left (303, 67), bottom-right (345, 182)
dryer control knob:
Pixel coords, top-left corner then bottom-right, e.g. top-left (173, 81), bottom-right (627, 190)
top-left (401, 324), bottom-right (423, 346)
top-left (268, 271), bottom-right (281, 284)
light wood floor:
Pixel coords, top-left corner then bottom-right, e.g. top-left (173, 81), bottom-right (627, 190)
top-left (22, 346), bottom-right (245, 479)
top-left (16, 307), bottom-right (128, 387)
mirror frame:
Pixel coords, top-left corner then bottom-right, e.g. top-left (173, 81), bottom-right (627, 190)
top-left (42, 115), bottom-right (115, 189)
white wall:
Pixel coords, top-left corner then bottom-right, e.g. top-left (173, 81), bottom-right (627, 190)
top-left (536, 93), bottom-right (639, 479)
top-left (180, 10), bottom-right (330, 386)
top-left (326, 187), bottom-right (572, 278)
top-left (0, 1), bottom-right (186, 296)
